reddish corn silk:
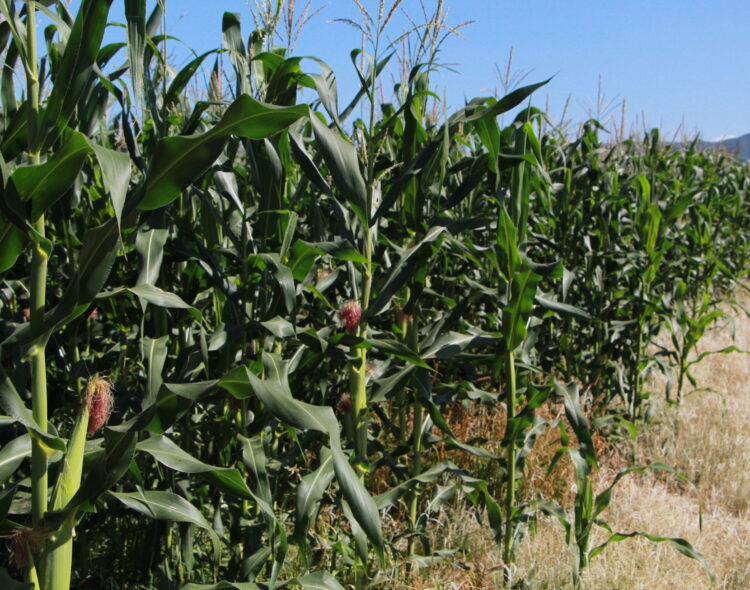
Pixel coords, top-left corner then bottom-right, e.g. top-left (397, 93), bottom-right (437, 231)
top-left (336, 394), bottom-right (353, 415)
top-left (11, 527), bottom-right (46, 568)
top-left (86, 378), bottom-right (114, 434)
top-left (339, 300), bottom-right (362, 333)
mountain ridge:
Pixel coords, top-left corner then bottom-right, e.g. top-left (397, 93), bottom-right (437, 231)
top-left (701, 132), bottom-right (750, 160)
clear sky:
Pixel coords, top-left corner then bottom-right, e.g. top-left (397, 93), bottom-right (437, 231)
top-left (74, 1), bottom-right (750, 140)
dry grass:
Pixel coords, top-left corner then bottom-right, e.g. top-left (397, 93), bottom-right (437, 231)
top-left (385, 289), bottom-right (750, 589)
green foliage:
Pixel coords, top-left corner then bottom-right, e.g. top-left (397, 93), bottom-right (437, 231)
top-left (0, 2), bottom-right (747, 589)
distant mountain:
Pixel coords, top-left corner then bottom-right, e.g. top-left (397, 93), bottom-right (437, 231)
top-left (700, 132), bottom-right (750, 160)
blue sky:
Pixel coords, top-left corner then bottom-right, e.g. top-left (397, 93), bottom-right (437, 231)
top-left (79, 1), bottom-right (750, 139)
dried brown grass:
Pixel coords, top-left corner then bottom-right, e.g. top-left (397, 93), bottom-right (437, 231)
top-left (387, 289), bottom-right (750, 589)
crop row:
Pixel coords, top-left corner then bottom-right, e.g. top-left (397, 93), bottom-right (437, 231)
top-left (0, 2), bottom-right (747, 589)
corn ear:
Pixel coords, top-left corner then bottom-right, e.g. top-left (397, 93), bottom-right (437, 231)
top-left (41, 382), bottom-right (92, 590)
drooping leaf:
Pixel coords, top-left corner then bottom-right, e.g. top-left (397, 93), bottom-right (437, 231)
top-left (465, 78), bottom-right (551, 122)
top-left (222, 12), bottom-right (250, 95)
top-left (140, 95), bottom-right (306, 210)
top-left (295, 447), bottom-right (334, 538)
top-left (135, 228), bottom-right (169, 286)
top-left (309, 111), bottom-right (368, 227)
top-left (181, 582), bottom-right (261, 590)
top-left (137, 435), bottom-right (254, 500)
top-left (289, 571), bottom-right (345, 590)
top-left (0, 434), bottom-right (30, 484)
top-left (110, 490), bottom-right (221, 561)
top-left (502, 268), bottom-right (541, 352)
top-left (129, 284), bottom-right (201, 320)
top-left (331, 446), bottom-right (384, 563)
top-left (0, 374), bottom-right (65, 453)
top-left (140, 335), bottom-right (169, 410)
top-left (86, 138), bottom-right (132, 228)
top-left (11, 129), bottom-right (90, 222)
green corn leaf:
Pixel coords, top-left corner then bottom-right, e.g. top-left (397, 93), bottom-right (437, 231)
top-left (218, 356), bottom-right (384, 560)
top-left (181, 582), bottom-right (261, 590)
top-left (555, 381), bottom-right (597, 468)
top-left (129, 284), bottom-right (201, 319)
top-left (140, 95), bottom-right (306, 210)
top-left (289, 132), bottom-right (333, 196)
top-left (269, 519), bottom-right (287, 589)
top-left (0, 569), bottom-right (32, 590)
top-left (495, 205), bottom-right (520, 281)
top-left (5, 217), bottom-right (125, 348)
top-left (3, 217), bottom-right (124, 350)
top-left (238, 434), bottom-right (273, 510)
top-left (502, 268), bottom-right (541, 352)
top-left (0, 433), bottom-right (30, 484)
top-left (137, 435), bottom-right (256, 501)
top-left (49, 400), bottom-right (90, 511)
top-left (163, 50), bottom-right (216, 112)
top-left (260, 316), bottom-right (296, 338)
top-left (44, 430), bottom-right (137, 528)
top-left (589, 531), bottom-right (714, 583)
top-left (135, 228), bottom-right (169, 286)
top-left (125, 0), bottom-right (146, 103)
top-left (331, 445), bottom-right (384, 563)
top-left (0, 218), bottom-right (25, 272)
top-left (239, 354), bottom-right (339, 436)
top-left (374, 461), bottom-right (465, 510)
top-left (0, 374), bottom-right (65, 453)
top-left (246, 366), bottom-right (337, 434)
top-left (0, 1), bottom-right (27, 66)
top-left (309, 111), bottom-right (368, 227)
top-left (11, 129), bottom-right (89, 221)
top-left (41, 0), bottom-right (114, 147)
top-left (465, 78), bottom-right (551, 122)
top-left (219, 367), bottom-right (254, 399)
top-left (0, 484), bottom-right (17, 521)
top-left (112, 381), bottom-right (217, 435)
top-left (110, 490), bottom-right (221, 561)
top-left (85, 138), bottom-right (131, 228)
top-left (473, 113), bottom-right (500, 174)
top-left (74, 217), bottom-right (122, 305)
top-left (340, 50), bottom-right (393, 122)
top-left (421, 331), bottom-right (501, 360)
top-left (366, 226), bottom-right (446, 319)
top-left (1, 106), bottom-right (27, 160)
top-left (534, 294), bottom-right (594, 321)
top-left (145, 0), bottom-right (164, 37)
top-left (308, 58), bottom-right (341, 127)
top-left (140, 335), bottom-right (169, 409)
top-left (365, 337), bottom-right (430, 369)
top-left (247, 254), bottom-right (296, 314)
top-left (289, 571), bottom-right (345, 590)
top-left (222, 12), bottom-right (250, 95)
top-left (295, 447), bottom-right (334, 538)
top-left (306, 239), bottom-right (368, 263)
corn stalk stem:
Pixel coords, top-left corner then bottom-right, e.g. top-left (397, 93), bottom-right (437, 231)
top-left (43, 399), bottom-right (91, 590)
top-left (25, 4), bottom-right (48, 589)
top-left (26, 0), bottom-right (47, 531)
top-left (353, 228), bottom-right (373, 464)
top-left (406, 316), bottom-right (423, 555)
top-left (503, 350), bottom-right (517, 569)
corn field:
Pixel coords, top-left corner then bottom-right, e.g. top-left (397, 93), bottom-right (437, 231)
top-left (0, 2), bottom-right (748, 589)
